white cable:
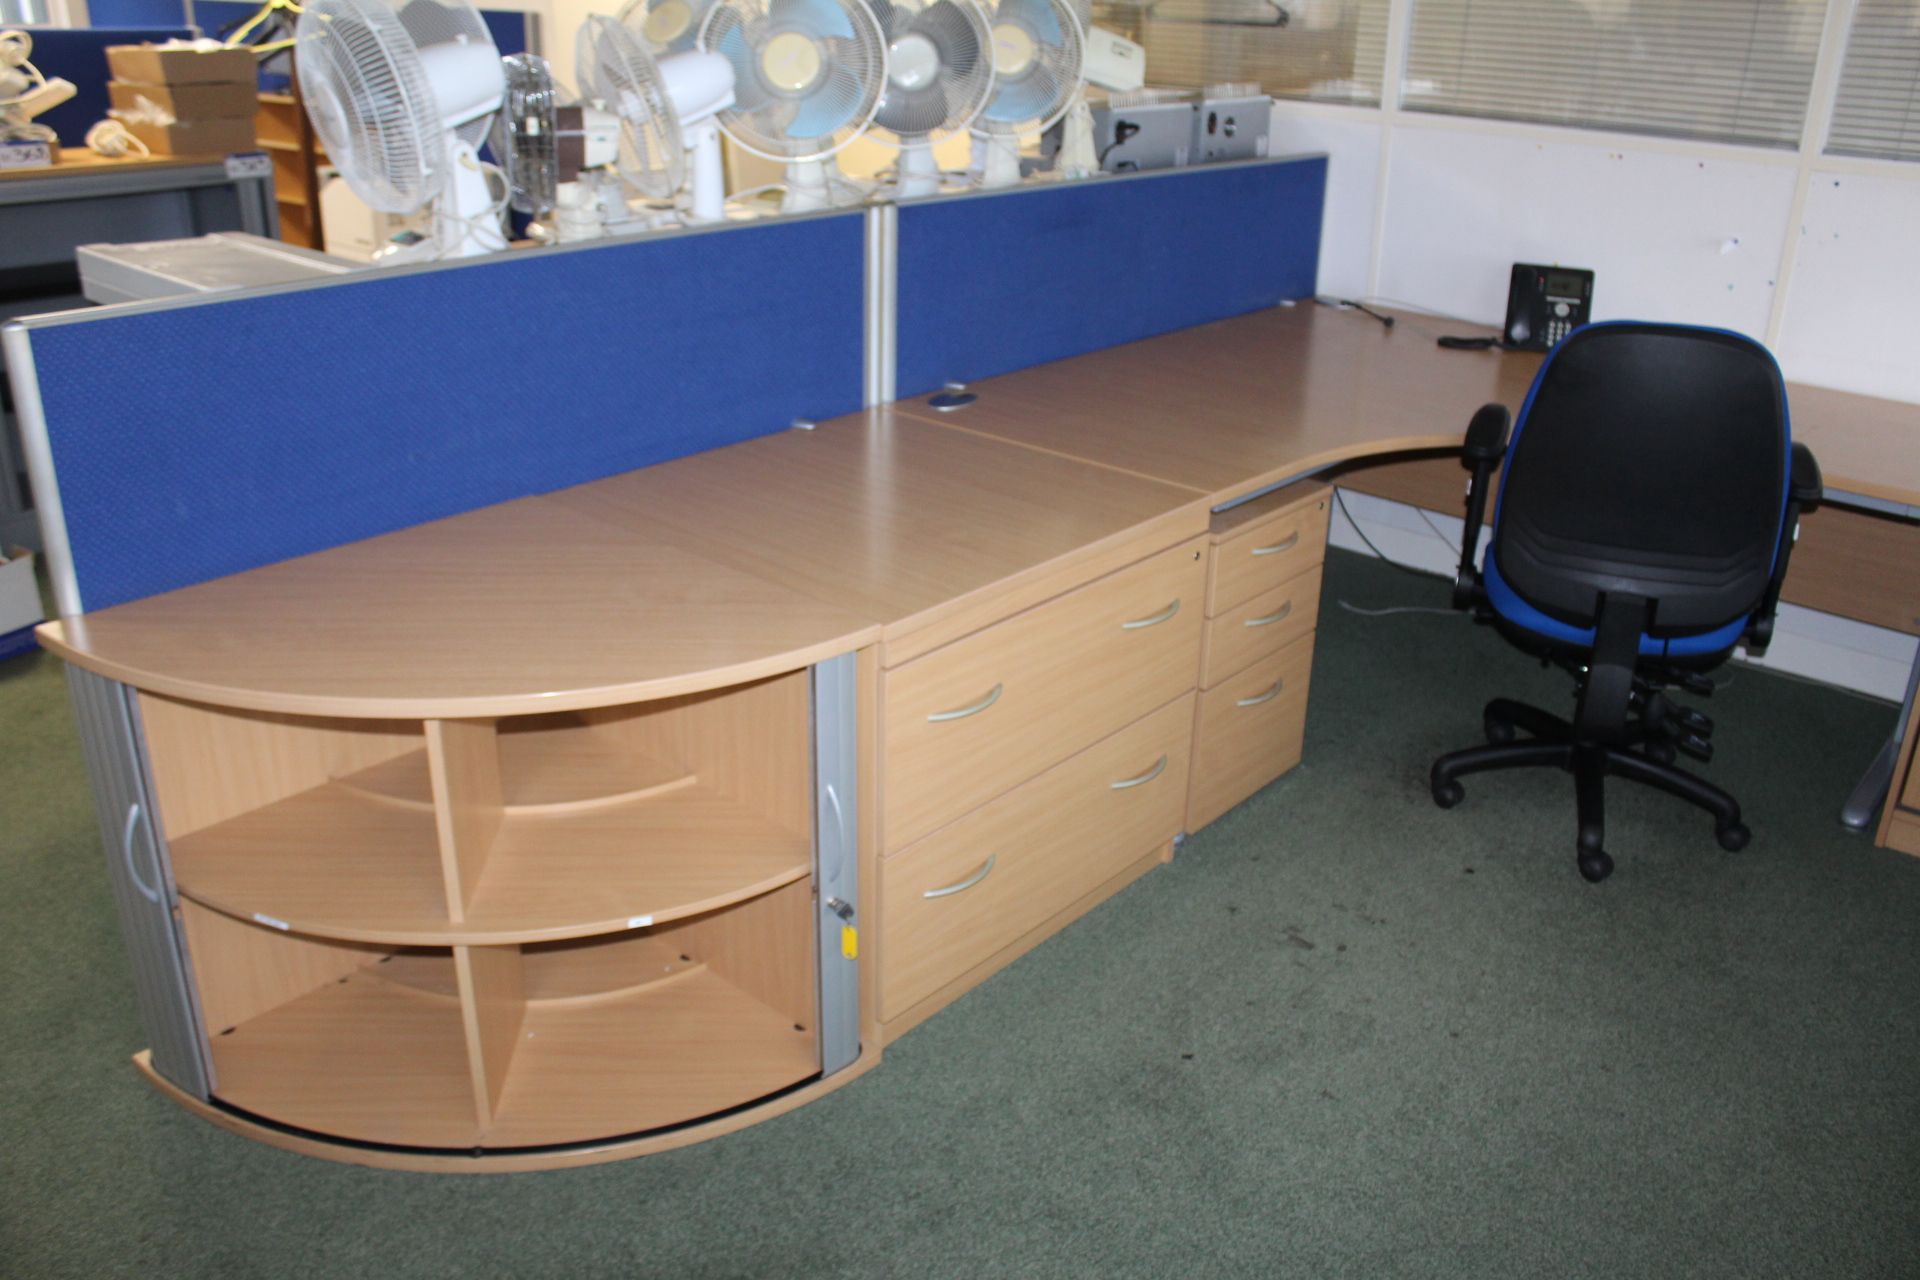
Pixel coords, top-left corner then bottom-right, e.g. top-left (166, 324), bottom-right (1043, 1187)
top-left (86, 118), bottom-right (150, 158)
top-left (0, 29), bottom-right (48, 108)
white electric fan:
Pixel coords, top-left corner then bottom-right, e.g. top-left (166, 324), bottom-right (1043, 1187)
top-left (578, 14), bottom-right (736, 223)
top-left (868, 0), bottom-right (994, 199)
top-left (493, 52), bottom-right (622, 241)
top-left (1054, 24), bottom-right (1143, 178)
top-left (700, 0), bottom-right (888, 212)
top-left (296, 0), bottom-right (510, 260)
top-left (971, 0), bottom-right (1082, 189)
top-left (619, 0), bottom-right (719, 54)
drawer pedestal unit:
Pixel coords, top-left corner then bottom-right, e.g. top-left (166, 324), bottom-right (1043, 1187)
top-left (64, 658), bottom-right (861, 1169)
top-left (1878, 691), bottom-right (1920, 857)
top-left (1187, 483), bottom-right (1330, 831)
top-left (878, 537), bottom-right (1208, 1036)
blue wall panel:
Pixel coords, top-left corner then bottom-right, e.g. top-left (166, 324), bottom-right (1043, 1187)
top-left (895, 157), bottom-right (1326, 398)
top-left (28, 214), bottom-right (866, 611)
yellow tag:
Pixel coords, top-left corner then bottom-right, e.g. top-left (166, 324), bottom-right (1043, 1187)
top-left (841, 924), bottom-right (858, 960)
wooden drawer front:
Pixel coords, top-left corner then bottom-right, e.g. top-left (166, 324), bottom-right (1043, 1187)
top-left (1207, 500), bottom-right (1329, 616)
top-left (1188, 632), bottom-right (1314, 832)
top-left (1887, 811), bottom-right (1920, 858)
top-left (1201, 564), bottom-right (1322, 690)
top-left (880, 695), bottom-right (1194, 1019)
top-left (883, 538), bottom-right (1206, 852)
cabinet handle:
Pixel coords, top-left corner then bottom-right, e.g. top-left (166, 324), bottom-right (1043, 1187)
top-left (1244, 601), bottom-right (1293, 628)
top-left (923, 854), bottom-right (997, 899)
top-left (122, 802), bottom-right (162, 905)
top-left (927, 682), bottom-right (1002, 723)
top-left (1237, 679), bottom-right (1284, 708)
top-left (1121, 599), bottom-right (1181, 630)
top-left (1110, 754), bottom-right (1168, 790)
top-left (1251, 531), bottom-right (1300, 557)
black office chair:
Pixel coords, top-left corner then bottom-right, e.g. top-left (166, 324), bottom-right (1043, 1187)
top-left (1430, 321), bottom-right (1823, 882)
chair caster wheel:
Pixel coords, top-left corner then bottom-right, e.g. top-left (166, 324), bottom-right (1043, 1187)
top-left (1644, 740), bottom-right (1676, 765)
top-left (1717, 822), bottom-right (1751, 852)
top-left (1432, 780), bottom-right (1465, 809)
top-left (1578, 850), bottom-right (1614, 883)
top-left (1484, 718), bottom-right (1516, 745)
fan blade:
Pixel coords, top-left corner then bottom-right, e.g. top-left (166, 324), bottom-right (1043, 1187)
top-left (919, 0), bottom-right (984, 69)
top-left (770, 0), bottom-right (856, 42)
top-left (784, 56), bottom-right (863, 138)
top-left (984, 61), bottom-right (1061, 124)
top-left (879, 78), bottom-right (952, 139)
top-left (998, 0), bottom-right (1062, 45)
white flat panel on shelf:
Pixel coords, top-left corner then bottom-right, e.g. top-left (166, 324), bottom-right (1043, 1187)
top-left (1270, 111), bottom-right (1382, 302)
top-left (1775, 169), bottom-right (1920, 405)
top-left (1373, 127), bottom-right (1796, 335)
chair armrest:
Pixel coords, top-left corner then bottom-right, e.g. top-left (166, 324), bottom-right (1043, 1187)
top-left (1454, 404), bottom-right (1510, 609)
top-left (1464, 404), bottom-right (1510, 464)
top-left (1748, 444), bottom-right (1823, 651)
top-left (1790, 442), bottom-right (1822, 511)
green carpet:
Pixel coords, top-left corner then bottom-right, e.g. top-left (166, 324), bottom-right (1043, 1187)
top-left (4, 549), bottom-right (1917, 1278)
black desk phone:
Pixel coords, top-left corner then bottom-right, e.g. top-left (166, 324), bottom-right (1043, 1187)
top-left (1504, 263), bottom-right (1594, 351)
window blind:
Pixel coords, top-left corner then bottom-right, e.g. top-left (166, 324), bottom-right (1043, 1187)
top-left (1827, 1), bottom-right (1920, 159)
top-left (1402, 0), bottom-right (1827, 148)
top-left (1092, 0), bottom-right (1392, 105)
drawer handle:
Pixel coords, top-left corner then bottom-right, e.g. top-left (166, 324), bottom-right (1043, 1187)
top-left (923, 854), bottom-right (997, 899)
top-left (1244, 601), bottom-right (1293, 628)
top-left (1237, 679), bottom-right (1284, 708)
top-left (1121, 599), bottom-right (1181, 630)
top-left (927, 682), bottom-right (1002, 723)
top-left (1251, 532), bottom-right (1300, 557)
top-left (1111, 754), bottom-right (1169, 790)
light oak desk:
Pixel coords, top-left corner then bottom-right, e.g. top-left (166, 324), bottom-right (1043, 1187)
top-left (39, 303), bottom-right (1920, 1171)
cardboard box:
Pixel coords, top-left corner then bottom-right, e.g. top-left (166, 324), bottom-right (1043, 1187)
top-left (109, 78), bottom-right (258, 122)
top-left (125, 116), bottom-right (258, 157)
top-left (0, 546), bottom-right (43, 661)
top-left (105, 44), bottom-right (256, 88)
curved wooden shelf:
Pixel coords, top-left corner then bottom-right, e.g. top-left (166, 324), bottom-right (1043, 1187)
top-left (335, 728), bottom-right (698, 817)
top-left (207, 954), bottom-right (819, 1150)
top-left (169, 775), bottom-right (811, 946)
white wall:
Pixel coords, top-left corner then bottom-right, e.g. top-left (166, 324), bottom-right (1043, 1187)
top-left (1267, 99), bottom-right (1920, 407)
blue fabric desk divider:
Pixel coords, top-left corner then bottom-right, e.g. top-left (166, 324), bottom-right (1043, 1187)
top-left (894, 155), bottom-right (1327, 398)
top-left (17, 212), bottom-right (866, 613)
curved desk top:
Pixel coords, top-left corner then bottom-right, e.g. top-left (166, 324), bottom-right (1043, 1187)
top-left (36, 304), bottom-right (1920, 715)
top-left (36, 496), bottom-right (881, 719)
top-left (890, 304), bottom-right (1920, 513)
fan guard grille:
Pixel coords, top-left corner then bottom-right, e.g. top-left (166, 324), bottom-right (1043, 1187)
top-left (619, 0), bottom-right (720, 56)
top-left (297, 0), bottom-right (447, 212)
top-left (579, 14), bottom-right (686, 200)
top-left (871, 0), bottom-right (993, 144)
top-left (975, 0), bottom-right (1082, 136)
top-left (492, 52), bottom-right (558, 215)
top-left (700, 0), bottom-right (886, 161)
top-left (396, 0), bottom-right (500, 148)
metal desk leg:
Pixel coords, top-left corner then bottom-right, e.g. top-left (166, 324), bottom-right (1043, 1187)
top-left (1840, 648), bottom-right (1920, 832)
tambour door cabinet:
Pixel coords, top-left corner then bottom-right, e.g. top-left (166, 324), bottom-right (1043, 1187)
top-left (43, 496), bottom-right (879, 1171)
